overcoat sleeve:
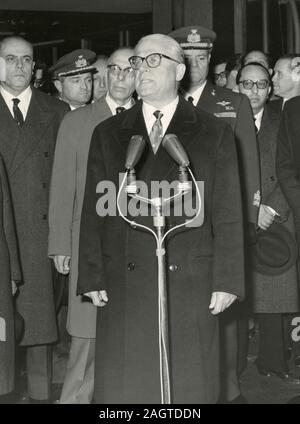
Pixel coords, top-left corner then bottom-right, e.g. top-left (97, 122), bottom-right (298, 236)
top-left (234, 94), bottom-right (261, 224)
top-left (0, 156), bottom-right (21, 281)
top-left (276, 107), bottom-right (300, 253)
top-left (212, 124), bottom-right (245, 299)
top-left (48, 112), bottom-right (77, 257)
top-left (264, 183), bottom-right (290, 222)
top-left (77, 125), bottom-right (107, 295)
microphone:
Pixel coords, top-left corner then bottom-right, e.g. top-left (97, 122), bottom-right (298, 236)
top-left (162, 134), bottom-right (190, 167)
top-left (125, 135), bottom-right (146, 170)
top-left (125, 135), bottom-right (145, 195)
top-left (162, 134), bottom-right (191, 192)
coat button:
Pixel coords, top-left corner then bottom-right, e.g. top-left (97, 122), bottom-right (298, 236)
top-left (44, 152), bottom-right (49, 158)
top-left (127, 262), bottom-right (136, 271)
top-left (270, 176), bottom-right (275, 181)
top-left (42, 214), bottom-right (47, 220)
top-left (42, 182), bottom-right (47, 188)
top-left (169, 264), bottom-right (178, 272)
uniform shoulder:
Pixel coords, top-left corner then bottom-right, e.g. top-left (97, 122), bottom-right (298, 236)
top-left (33, 88), bottom-right (69, 113)
top-left (285, 95), bottom-right (300, 112)
top-left (214, 85), bottom-right (245, 103)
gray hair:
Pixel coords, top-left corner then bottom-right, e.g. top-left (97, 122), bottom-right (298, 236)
top-left (135, 34), bottom-right (185, 64)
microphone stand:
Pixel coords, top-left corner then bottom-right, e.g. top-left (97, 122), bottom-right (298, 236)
top-left (117, 168), bottom-right (202, 404)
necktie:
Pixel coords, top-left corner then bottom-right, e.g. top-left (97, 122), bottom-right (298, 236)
top-left (149, 110), bottom-right (164, 154)
top-left (116, 106), bottom-right (125, 114)
top-left (187, 96), bottom-right (194, 104)
top-left (12, 98), bottom-right (24, 126)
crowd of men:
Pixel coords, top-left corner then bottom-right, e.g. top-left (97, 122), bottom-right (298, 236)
top-left (0, 23), bottom-right (300, 404)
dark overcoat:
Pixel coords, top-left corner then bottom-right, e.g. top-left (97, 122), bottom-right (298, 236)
top-left (196, 81), bottom-right (261, 224)
top-left (251, 101), bottom-right (299, 313)
top-left (48, 96), bottom-right (112, 338)
top-left (0, 154), bottom-right (21, 395)
top-left (277, 96), bottom-right (300, 259)
top-left (0, 87), bottom-right (68, 346)
top-left (77, 98), bottom-right (245, 404)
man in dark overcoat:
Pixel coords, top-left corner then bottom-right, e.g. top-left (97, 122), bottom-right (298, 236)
top-left (0, 154), bottom-right (21, 396)
top-left (169, 25), bottom-right (261, 403)
top-left (239, 62), bottom-right (299, 381)
top-left (0, 36), bottom-right (68, 402)
top-left (48, 47), bottom-right (135, 403)
top-left (77, 34), bottom-right (244, 404)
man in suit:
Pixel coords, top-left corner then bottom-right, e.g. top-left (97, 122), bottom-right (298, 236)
top-left (50, 49), bottom-right (96, 110)
top-left (92, 55), bottom-right (108, 101)
top-left (48, 47), bottom-right (135, 403)
top-left (238, 62), bottom-right (300, 383)
top-left (0, 154), bottom-right (21, 397)
top-left (49, 48), bottom-right (97, 394)
top-left (77, 33), bottom-right (244, 404)
top-left (0, 36), bottom-right (68, 402)
top-left (277, 94), bottom-right (300, 392)
top-left (273, 55), bottom-right (300, 106)
top-left (170, 25), bottom-right (261, 403)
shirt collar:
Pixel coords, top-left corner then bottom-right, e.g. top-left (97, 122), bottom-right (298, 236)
top-left (254, 108), bottom-right (264, 132)
top-left (183, 80), bottom-right (207, 105)
top-left (142, 96), bottom-right (179, 136)
top-left (105, 93), bottom-right (134, 115)
top-left (0, 85), bottom-right (32, 119)
top-left (0, 84), bottom-right (32, 103)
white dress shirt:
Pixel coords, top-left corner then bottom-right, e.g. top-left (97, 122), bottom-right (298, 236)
top-left (105, 93), bottom-right (134, 115)
top-left (183, 81), bottom-right (207, 106)
top-left (0, 85), bottom-right (32, 120)
top-left (254, 108), bottom-right (264, 133)
top-left (142, 96), bottom-right (179, 138)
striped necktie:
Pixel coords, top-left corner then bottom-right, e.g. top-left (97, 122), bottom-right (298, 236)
top-left (12, 98), bottom-right (24, 126)
top-left (149, 110), bottom-right (163, 154)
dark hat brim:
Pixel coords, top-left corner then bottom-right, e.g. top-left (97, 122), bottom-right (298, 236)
top-left (250, 222), bottom-right (298, 276)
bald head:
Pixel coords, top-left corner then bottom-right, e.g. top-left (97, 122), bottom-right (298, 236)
top-left (106, 47), bottom-right (135, 106)
top-left (0, 36), bottom-right (35, 95)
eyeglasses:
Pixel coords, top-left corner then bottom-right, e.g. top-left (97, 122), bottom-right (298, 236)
top-left (214, 71), bottom-right (227, 81)
top-left (107, 64), bottom-right (134, 77)
top-left (239, 79), bottom-right (269, 90)
top-left (128, 53), bottom-right (181, 70)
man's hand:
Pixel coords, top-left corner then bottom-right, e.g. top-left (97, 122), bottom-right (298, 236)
top-left (84, 290), bottom-right (108, 307)
top-left (209, 291), bottom-right (237, 315)
top-left (53, 255), bottom-right (71, 274)
top-left (258, 204), bottom-right (274, 230)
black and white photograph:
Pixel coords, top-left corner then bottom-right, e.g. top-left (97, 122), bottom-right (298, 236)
top-left (0, 0), bottom-right (300, 409)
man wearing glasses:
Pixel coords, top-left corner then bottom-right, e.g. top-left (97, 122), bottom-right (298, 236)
top-left (238, 62), bottom-right (300, 384)
top-left (77, 33), bottom-right (244, 403)
top-left (48, 47), bottom-right (135, 403)
top-left (170, 26), bottom-right (261, 404)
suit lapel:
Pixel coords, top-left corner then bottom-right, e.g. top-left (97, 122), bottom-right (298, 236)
top-left (117, 97), bottom-right (199, 185)
top-left (10, 88), bottom-right (55, 174)
top-left (0, 94), bottom-right (20, 170)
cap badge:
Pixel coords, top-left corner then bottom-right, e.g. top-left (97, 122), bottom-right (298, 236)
top-left (75, 55), bottom-right (88, 68)
top-left (187, 29), bottom-right (201, 43)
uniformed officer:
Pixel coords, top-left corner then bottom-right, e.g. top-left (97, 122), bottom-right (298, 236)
top-left (50, 49), bottom-right (96, 110)
top-left (170, 25), bottom-right (261, 404)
